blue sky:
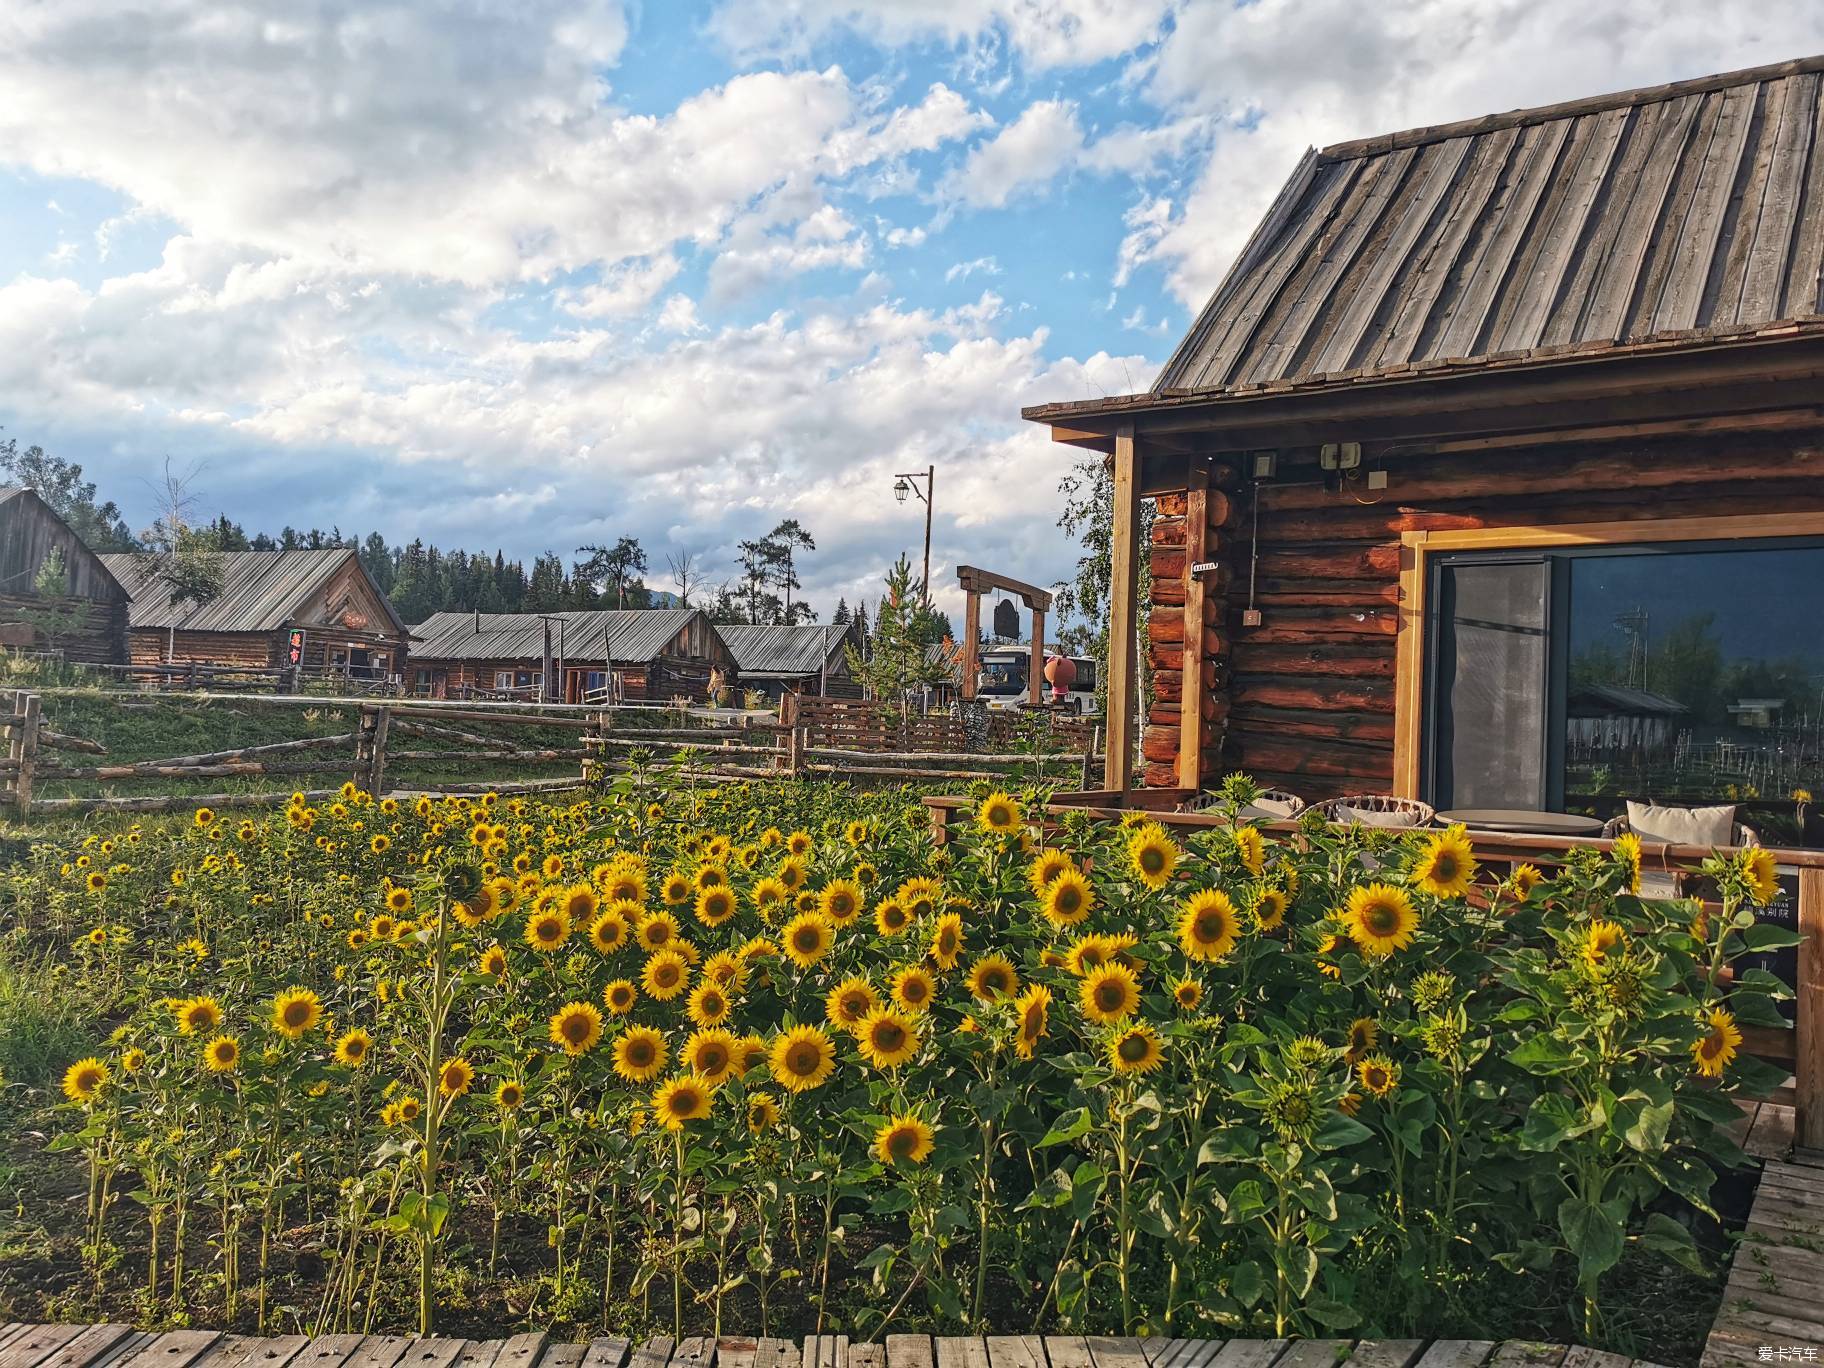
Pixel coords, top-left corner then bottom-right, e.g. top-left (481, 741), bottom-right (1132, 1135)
top-left (2, 0), bottom-right (1820, 624)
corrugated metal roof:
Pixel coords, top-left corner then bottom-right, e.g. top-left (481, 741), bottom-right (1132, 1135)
top-left (99, 548), bottom-right (395, 634)
top-left (0, 487), bottom-right (25, 506)
top-left (1568, 682), bottom-right (1688, 715)
top-left (1153, 55), bottom-right (1824, 397)
top-left (719, 622), bottom-right (855, 676)
top-left (410, 608), bottom-right (706, 663)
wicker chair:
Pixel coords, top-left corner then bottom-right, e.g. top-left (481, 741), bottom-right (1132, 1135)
top-left (1308, 794), bottom-right (1437, 829)
top-left (1599, 813), bottom-right (1761, 848)
top-left (1186, 787), bottom-right (1307, 822)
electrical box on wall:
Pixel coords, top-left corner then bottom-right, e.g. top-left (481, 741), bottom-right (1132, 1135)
top-left (1249, 450), bottom-right (1277, 480)
top-left (1241, 608), bottom-right (1263, 627)
top-left (1319, 441), bottom-right (1362, 471)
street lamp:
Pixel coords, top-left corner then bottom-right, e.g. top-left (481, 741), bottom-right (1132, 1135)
top-left (892, 465), bottom-right (934, 604)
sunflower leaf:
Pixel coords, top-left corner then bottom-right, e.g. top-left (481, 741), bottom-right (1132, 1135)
top-left (1558, 1196), bottom-right (1624, 1281)
top-left (1037, 1107), bottom-right (1093, 1148)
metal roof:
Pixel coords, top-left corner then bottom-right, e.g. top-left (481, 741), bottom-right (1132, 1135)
top-left (1567, 682), bottom-right (1688, 715)
top-left (99, 548), bottom-right (404, 634)
top-left (410, 608), bottom-right (706, 663)
top-left (0, 487), bottom-right (25, 506)
top-left (1149, 55), bottom-right (1824, 398)
top-left (719, 622), bottom-right (855, 676)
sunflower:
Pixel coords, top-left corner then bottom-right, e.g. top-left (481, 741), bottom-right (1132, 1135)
top-left (438, 1057), bottom-right (475, 1098)
top-left (1108, 1023), bottom-right (1164, 1075)
top-left (770, 1024), bottom-right (836, 1093)
top-left (753, 878), bottom-right (790, 918)
top-left (560, 884), bottom-right (599, 927)
top-left (819, 879), bottom-right (863, 927)
top-left (965, 953), bottom-right (1020, 1002)
top-left (735, 1034), bottom-right (769, 1075)
top-left (845, 818), bottom-right (870, 846)
top-left (874, 1113), bottom-right (935, 1165)
top-left (62, 1057), bottom-right (109, 1104)
top-left (1693, 1008), bottom-right (1743, 1078)
top-left (1345, 884), bottom-right (1419, 959)
top-left (271, 987), bottom-right (323, 1040)
top-left (642, 949), bottom-right (690, 1001)
top-left (1232, 825), bottom-right (1266, 876)
top-left (392, 1095), bottom-right (422, 1124)
top-left (1742, 847), bottom-right (1779, 907)
top-left (588, 908), bottom-right (629, 955)
top-left (121, 1047), bottom-right (147, 1074)
top-left (613, 1025), bottom-right (667, 1081)
top-left (875, 899), bottom-right (911, 936)
top-left (1028, 849), bottom-right (1075, 895)
top-left (825, 977), bottom-right (879, 1029)
top-left (747, 1093), bottom-right (780, 1134)
top-left (495, 1080), bottom-right (525, 1111)
top-left (1509, 863), bottom-right (1543, 897)
top-left (703, 951), bottom-right (746, 991)
top-left (892, 964), bottom-right (937, 1014)
top-left (1080, 964), bottom-right (1141, 1024)
top-left (1127, 824), bottom-right (1179, 890)
top-left (638, 910), bottom-right (681, 951)
top-left (687, 980), bottom-right (733, 1028)
top-left (524, 908), bottom-right (570, 954)
top-left (661, 872), bottom-right (692, 905)
top-left (603, 978), bottom-right (639, 1015)
top-left (855, 1007), bottom-right (920, 1070)
top-left (652, 1075), bottom-right (713, 1130)
top-left (1357, 1053), bottom-right (1400, 1097)
top-left (777, 857), bottom-right (809, 892)
top-left (176, 996), bottom-right (224, 1035)
top-left (602, 866), bottom-right (647, 906)
top-left (1252, 887), bottom-right (1289, 932)
top-left (695, 885), bottom-right (737, 927)
top-left (1172, 977), bottom-right (1203, 1011)
top-left (929, 912), bottom-right (965, 970)
top-left (1582, 920), bottom-right (1626, 973)
top-left (479, 944), bottom-right (508, 977)
top-left (1178, 889), bottom-right (1240, 961)
top-left (202, 1035), bottom-right (241, 1073)
top-left (1041, 870), bottom-right (1095, 928)
top-left (781, 912), bottom-right (834, 968)
top-left (683, 1029), bottom-right (740, 1086)
top-left (1413, 825), bottom-right (1477, 898)
top-left (384, 885), bottom-right (414, 915)
top-left (550, 1001), bottom-right (605, 1057)
top-left (896, 876), bottom-right (943, 920)
top-left (1613, 831), bottom-right (1643, 894)
top-left (785, 830), bottom-right (814, 856)
top-left (541, 854), bottom-right (565, 880)
top-left (334, 1028), bottom-right (374, 1067)
top-left (976, 791), bottom-right (1021, 835)
top-left (1014, 984), bottom-right (1051, 1060)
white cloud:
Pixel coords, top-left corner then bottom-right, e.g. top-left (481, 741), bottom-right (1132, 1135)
top-left (942, 98), bottom-right (1207, 208)
top-left (944, 255), bottom-right (1001, 282)
top-left (557, 255), bottom-right (682, 319)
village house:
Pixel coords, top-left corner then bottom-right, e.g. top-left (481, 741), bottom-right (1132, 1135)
top-left (1024, 55), bottom-right (1824, 823)
top-left (0, 486), bottom-right (130, 665)
top-left (718, 621), bottom-right (863, 702)
top-left (407, 608), bottom-right (736, 703)
top-left (101, 547), bottom-right (410, 685)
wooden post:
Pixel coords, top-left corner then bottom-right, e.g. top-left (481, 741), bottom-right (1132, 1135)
top-left (8, 693), bottom-right (40, 819)
top-left (1178, 464), bottom-right (1210, 790)
top-left (365, 705), bottom-right (392, 797)
top-left (1028, 607), bottom-right (1046, 707)
top-left (1104, 424), bottom-right (1141, 793)
top-left (962, 590), bottom-right (981, 701)
top-left (1799, 866), bottom-right (1824, 1150)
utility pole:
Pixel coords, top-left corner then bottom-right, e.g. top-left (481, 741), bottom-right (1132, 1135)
top-left (892, 465), bottom-right (935, 605)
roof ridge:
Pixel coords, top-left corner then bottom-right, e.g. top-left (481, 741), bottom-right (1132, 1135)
top-left (1317, 53), bottom-right (1824, 163)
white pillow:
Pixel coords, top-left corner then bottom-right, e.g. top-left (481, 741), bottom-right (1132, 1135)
top-left (1337, 803), bottom-right (1421, 829)
top-left (1243, 796), bottom-right (1301, 820)
top-left (1626, 801), bottom-right (1735, 847)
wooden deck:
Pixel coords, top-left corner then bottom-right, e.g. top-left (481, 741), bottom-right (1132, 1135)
top-left (0, 1330), bottom-right (1676, 1368)
top-left (1705, 1142), bottom-right (1824, 1365)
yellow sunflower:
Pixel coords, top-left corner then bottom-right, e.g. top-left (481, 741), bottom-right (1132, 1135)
top-left (270, 987), bottom-right (323, 1040)
top-left (819, 879), bottom-right (864, 927)
top-left (855, 1007), bottom-right (920, 1070)
top-left (334, 1028), bottom-right (373, 1067)
top-left (588, 907), bottom-right (629, 955)
top-left (825, 977), bottom-right (879, 1029)
top-left (873, 1113), bottom-right (935, 1165)
top-left (62, 1057), bottom-right (109, 1104)
top-left (1108, 1023), bottom-right (1164, 1075)
top-left (1041, 870), bottom-right (1095, 928)
top-left (1079, 963), bottom-right (1141, 1024)
top-left (642, 949), bottom-right (690, 1001)
top-left (438, 1057), bottom-right (475, 1098)
top-left (874, 899), bottom-right (912, 936)
top-left (777, 856), bottom-right (809, 892)
top-left (1582, 920), bottom-right (1626, 974)
top-left (176, 996), bottom-right (224, 1036)
top-left (929, 912), bottom-right (965, 970)
top-left (1357, 1053), bottom-right (1400, 1097)
top-left (770, 1024), bottom-right (837, 1093)
top-left (1028, 848), bottom-right (1075, 894)
top-left (781, 911), bottom-right (834, 968)
top-left (685, 980), bottom-right (731, 1028)
top-left (1232, 825), bottom-right (1266, 876)
top-left (1509, 863), bottom-right (1544, 897)
top-left (603, 978), bottom-right (638, 1015)
top-left (652, 1075), bottom-right (713, 1130)
top-left (1172, 977), bottom-right (1203, 1011)
top-left (683, 1029), bottom-right (740, 1086)
top-left (478, 944), bottom-right (507, 977)
top-left (1612, 831), bottom-right (1643, 894)
top-left (549, 1001), bottom-right (605, 1057)
top-left (1252, 886), bottom-right (1289, 932)
top-left (385, 886), bottom-right (414, 915)
top-left (660, 872), bottom-right (692, 905)
top-left (524, 908), bottom-right (570, 954)
top-left (638, 909), bottom-right (681, 950)
top-left (695, 884), bottom-right (737, 927)
top-left (1015, 984), bottom-right (1051, 1059)
top-left (965, 953), bottom-right (1020, 1003)
top-left (1693, 1008), bottom-right (1742, 1078)
top-left (1344, 883), bottom-right (1419, 959)
top-left (895, 876), bottom-right (942, 920)
top-left (1127, 823), bottom-right (1179, 890)
top-left (1178, 889), bottom-right (1240, 962)
top-left (1345, 1017), bottom-right (1378, 1063)
top-left (1412, 824), bottom-right (1477, 899)
top-left (747, 1093), bottom-right (780, 1134)
top-left (202, 1035), bottom-right (241, 1073)
top-left (1742, 847), bottom-right (1779, 908)
top-left (976, 791), bottom-right (1021, 835)
top-left (891, 964), bottom-right (938, 1014)
top-left (613, 1025), bottom-right (667, 1081)
top-left (495, 1080), bottom-right (525, 1111)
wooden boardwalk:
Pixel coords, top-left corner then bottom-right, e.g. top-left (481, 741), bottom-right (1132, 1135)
top-left (0, 1330), bottom-right (1676, 1368)
top-left (1705, 1146), bottom-right (1824, 1365)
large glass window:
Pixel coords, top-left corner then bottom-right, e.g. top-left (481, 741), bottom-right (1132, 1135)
top-left (1427, 537), bottom-right (1824, 815)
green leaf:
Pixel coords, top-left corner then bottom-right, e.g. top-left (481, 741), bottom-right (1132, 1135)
top-left (398, 1190), bottom-right (450, 1240)
top-left (1519, 1093), bottom-right (1584, 1152)
top-left (1225, 1179), bottom-right (1267, 1225)
top-left (1730, 993), bottom-right (1790, 1029)
top-left (1509, 1033), bottom-right (1579, 1075)
top-left (1311, 1111), bottom-right (1372, 1151)
top-left (1037, 1107), bottom-right (1093, 1148)
top-left (1615, 1093), bottom-right (1675, 1154)
top-left (1639, 1212), bottom-right (1706, 1274)
top-left (1558, 1197), bottom-right (1624, 1283)
top-left (1737, 924), bottom-right (1802, 952)
top-left (1738, 968), bottom-right (1796, 1000)
top-left (1278, 1244), bottom-right (1318, 1299)
top-left (1228, 1260), bottom-right (1265, 1308)
top-left (1303, 1298), bottom-right (1361, 1330)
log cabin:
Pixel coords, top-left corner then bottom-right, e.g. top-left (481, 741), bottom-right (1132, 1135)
top-left (408, 608), bottom-right (736, 703)
top-left (0, 487), bottom-right (130, 665)
top-left (719, 621), bottom-right (863, 701)
top-left (100, 548), bottom-right (410, 684)
top-left (1024, 55), bottom-right (1824, 821)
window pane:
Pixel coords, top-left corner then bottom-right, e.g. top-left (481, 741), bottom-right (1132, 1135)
top-left (1431, 559), bottom-right (1549, 809)
top-left (1564, 544), bottom-right (1824, 812)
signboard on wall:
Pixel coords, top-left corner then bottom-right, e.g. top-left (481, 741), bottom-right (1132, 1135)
top-left (287, 628), bottom-right (307, 666)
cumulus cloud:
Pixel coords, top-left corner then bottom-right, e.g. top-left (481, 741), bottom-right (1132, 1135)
top-left (942, 98), bottom-right (1207, 208)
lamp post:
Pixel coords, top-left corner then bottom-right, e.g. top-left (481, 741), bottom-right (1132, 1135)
top-left (892, 464), bottom-right (934, 605)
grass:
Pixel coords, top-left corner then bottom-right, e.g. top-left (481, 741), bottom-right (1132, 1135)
top-left (0, 955), bottom-right (90, 1088)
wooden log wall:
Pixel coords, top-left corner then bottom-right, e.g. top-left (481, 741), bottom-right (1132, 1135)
top-left (1220, 427), bottom-right (1824, 801)
top-left (0, 592), bottom-right (126, 665)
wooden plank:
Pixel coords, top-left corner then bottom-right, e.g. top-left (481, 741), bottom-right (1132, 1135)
top-left (1782, 78), bottom-right (1824, 318)
top-left (392, 1346), bottom-right (466, 1368)
top-left (1412, 1348), bottom-right (1496, 1368)
top-left (451, 1348), bottom-right (505, 1368)
top-left (625, 1343), bottom-right (672, 1368)
top-left (1271, 1346), bottom-right (1351, 1368)
top-left (1557, 1352), bottom-right (1632, 1368)
top-left (931, 1344), bottom-right (980, 1368)
top-left (748, 1346), bottom-right (794, 1368)
top-left (1106, 426), bottom-right (1141, 793)
top-left (1652, 85), bottom-right (1758, 332)
top-left (113, 1333), bottom-right (225, 1368)
top-left (884, 1342), bottom-right (932, 1368)
top-left (1210, 1346), bottom-right (1286, 1368)
top-left (337, 1341), bottom-right (411, 1368)
top-left (581, 1344), bottom-right (629, 1368)
top-left (27, 1327), bottom-right (136, 1368)
top-left (849, 1350), bottom-right (884, 1368)
top-left (1728, 74), bottom-right (1812, 322)
top-left (671, 1344), bottom-right (713, 1368)
top-left (1045, 1344), bottom-right (1095, 1368)
top-left (0, 1335), bottom-right (29, 1357)
top-left (290, 1348), bottom-right (380, 1368)
top-left (186, 1340), bottom-right (313, 1368)
top-left (1340, 1346), bottom-right (1426, 1368)
top-left (984, 1343), bottom-right (1043, 1368)
top-left (89, 1337), bottom-right (161, 1368)
top-left (1179, 464), bottom-right (1211, 789)
top-left (1485, 1345), bottom-right (1567, 1368)
top-left (712, 1345), bottom-right (753, 1368)
top-left (538, 1351), bottom-right (586, 1368)
top-left (1799, 867), bottom-right (1824, 1150)
top-left (1086, 1343), bottom-right (1149, 1368)
top-left (0, 1322), bottom-right (86, 1368)
top-left (1144, 1346), bottom-right (1226, 1368)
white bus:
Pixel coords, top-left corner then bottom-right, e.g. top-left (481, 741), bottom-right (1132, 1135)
top-left (975, 648), bottom-right (1098, 715)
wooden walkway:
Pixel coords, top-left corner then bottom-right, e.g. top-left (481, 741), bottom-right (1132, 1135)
top-left (0, 1330), bottom-right (1676, 1368)
top-left (1705, 1146), bottom-right (1824, 1365)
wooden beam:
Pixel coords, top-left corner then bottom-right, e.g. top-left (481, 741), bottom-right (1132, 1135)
top-left (1177, 466), bottom-right (1210, 790)
top-left (955, 566), bottom-right (1053, 612)
top-left (1800, 866), bottom-right (1824, 1150)
top-left (1028, 608), bottom-right (1045, 708)
top-left (1393, 538), bottom-right (1426, 799)
top-left (961, 591), bottom-right (981, 702)
top-left (1105, 425), bottom-right (1141, 792)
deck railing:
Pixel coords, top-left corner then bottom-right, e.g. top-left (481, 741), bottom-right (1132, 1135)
top-left (924, 789), bottom-right (1824, 1149)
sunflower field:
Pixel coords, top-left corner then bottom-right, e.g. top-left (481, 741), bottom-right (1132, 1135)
top-left (0, 773), bottom-right (1795, 1355)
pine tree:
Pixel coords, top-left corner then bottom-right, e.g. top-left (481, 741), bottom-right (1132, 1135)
top-left (832, 598), bottom-right (850, 625)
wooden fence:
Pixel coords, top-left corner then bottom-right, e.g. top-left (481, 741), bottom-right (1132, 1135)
top-left (925, 789), bottom-right (1824, 1149)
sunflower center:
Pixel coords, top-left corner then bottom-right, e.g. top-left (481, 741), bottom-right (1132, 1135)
top-left (673, 1091), bottom-right (701, 1117)
top-left (874, 1023), bottom-right (905, 1050)
top-left (1056, 888), bottom-right (1081, 914)
top-left (1140, 849), bottom-right (1165, 874)
top-left (1118, 1035), bottom-right (1149, 1063)
top-left (1433, 854), bottom-right (1459, 880)
top-left (627, 1040), bottom-right (653, 1064)
top-left (699, 1047), bottom-right (728, 1072)
top-left (983, 970), bottom-right (1007, 991)
top-left (1195, 912), bottom-right (1225, 942)
top-left (889, 1128), bottom-right (917, 1157)
top-left (656, 965), bottom-right (679, 987)
top-left (1095, 982), bottom-right (1125, 1011)
top-left (1365, 903), bottom-right (1399, 934)
top-left (790, 1046), bottom-right (819, 1074)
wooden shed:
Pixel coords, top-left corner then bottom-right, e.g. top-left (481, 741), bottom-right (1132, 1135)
top-left (1025, 55), bottom-right (1824, 811)
top-left (101, 548), bottom-right (410, 684)
top-left (408, 608), bottom-right (735, 703)
top-left (0, 487), bottom-right (129, 665)
top-left (719, 622), bottom-right (863, 701)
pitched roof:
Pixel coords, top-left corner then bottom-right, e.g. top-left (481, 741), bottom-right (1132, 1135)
top-left (719, 622), bottom-right (856, 677)
top-left (1052, 55), bottom-right (1824, 413)
top-left (409, 608), bottom-right (706, 664)
top-left (98, 548), bottom-right (406, 634)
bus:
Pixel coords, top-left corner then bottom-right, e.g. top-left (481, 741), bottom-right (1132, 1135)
top-left (975, 648), bottom-right (1098, 714)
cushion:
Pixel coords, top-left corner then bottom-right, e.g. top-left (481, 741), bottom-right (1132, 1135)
top-left (1336, 803), bottom-right (1422, 829)
top-left (1242, 796), bottom-right (1302, 821)
top-left (1626, 801), bottom-right (1735, 847)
